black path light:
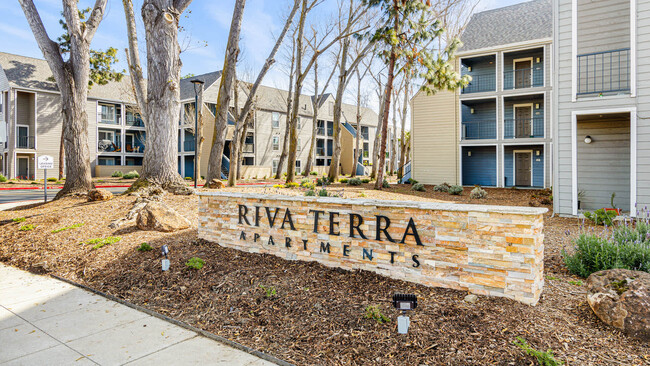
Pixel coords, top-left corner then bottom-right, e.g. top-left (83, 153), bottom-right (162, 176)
top-left (161, 245), bottom-right (170, 271)
top-left (393, 293), bottom-right (417, 334)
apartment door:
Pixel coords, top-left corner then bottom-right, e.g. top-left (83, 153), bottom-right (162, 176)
top-left (514, 59), bottom-right (532, 88)
top-left (514, 105), bottom-right (532, 138)
top-left (17, 157), bottom-right (29, 179)
top-left (17, 125), bottom-right (29, 148)
top-left (514, 151), bottom-right (532, 186)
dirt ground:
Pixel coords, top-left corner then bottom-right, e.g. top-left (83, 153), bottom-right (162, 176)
top-left (0, 184), bottom-right (648, 365)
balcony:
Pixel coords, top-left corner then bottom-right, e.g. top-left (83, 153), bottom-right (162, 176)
top-left (504, 118), bottom-right (545, 139)
top-left (17, 136), bottom-right (35, 149)
top-left (462, 73), bottom-right (496, 94)
top-left (577, 48), bottom-right (630, 96)
top-left (504, 67), bottom-right (544, 90)
top-left (461, 120), bottom-right (496, 140)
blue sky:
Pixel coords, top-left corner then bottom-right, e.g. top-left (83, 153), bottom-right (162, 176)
top-left (1, 0), bottom-right (526, 95)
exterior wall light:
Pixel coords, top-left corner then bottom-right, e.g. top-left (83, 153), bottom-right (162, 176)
top-left (470, 108), bottom-right (475, 114)
top-left (584, 136), bottom-right (592, 144)
top-left (536, 150), bottom-right (541, 156)
top-left (468, 151), bottom-right (472, 157)
top-left (393, 294), bottom-right (417, 334)
top-left (536, 57), bottom-right (541, 63)
top-left (535, 103), bottom-right (540, 109)
top-left (467, 66), bottom-right (472, 72)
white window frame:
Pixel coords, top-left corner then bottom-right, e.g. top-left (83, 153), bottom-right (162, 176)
top-left (272, 112), bottom-right (280, 128)
top-left (295, 159), bottom-right (301, 172)
top-left (272, 136), bottom-right (280, 151)
top-left (99, 103), bottom-right (116, 124)
top-left (297, 137), bottom-right (302, 151)
top-left (272, 159), bottom-right (279, 174)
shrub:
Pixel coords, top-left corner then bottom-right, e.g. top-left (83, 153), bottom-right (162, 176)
top-left (513, 337), bottom-right (564, 366)
top-left (318, 189), bottom-right (329, 197)
top-left (46, 177), bottom-right (57, 182)
top-left (382, 179), bottom-right (390, 188)
top-left (86, 236), bottom-right (121, 250)
top-left (305, 189), bottom-right (316, 197)
top-left (364, 305), bottom-right (390, 324)
top-left (285, 182), bottom-right (299, 188)
top-left (433, 183), bottom-right (451, 192)
top-left (12, 217), bottom-right (26, 223)
top-left (185, 176), bottom-right (193, 180)
top-left (339, 178), bottom-right (349, 183)
top-left (348, 178), bottom-right (362, 186)
top-left (563, 225), bottom-right (650, 277)
top-left (186, 257), bottom-right (205, 270)
top-left (0, 174), bottom-right (6, 182)
top-left (310, 171), bottom-right (318, 175)
top-left (31, 181), bottom-right (39, 184)
top-left (300, 179), bottom-right (312, 188)
top-left (19, 224), bottom-right (35, 231)
top-left (448, 185), bottom-right (463, 195)
top-left (51, 223), bottom-right (84, 233)
top-left (122, 170), bottom-right (140, 179)
top-left (361, 178), bottom-right (371, 183)
top-left (470, 186), bottom-right (488, 199)
top-left (111, 171), bottom-right (123, 178)
top-left (316, 176), bottom-right (330, 186)
top-left (97, 180), bottom-right (104, 183)
top-left (407, 178), bottom-right (418, 185)
top-left (272, 184), bottom-right (284, 188)
top-left (259, 284), bottom-right (277, 298)
top-left (138, 243), bottom-right (153, 252)
top-left (411, 183), bottom-right (426, 192)
top-left (583, 208), bottom-right (617, 226)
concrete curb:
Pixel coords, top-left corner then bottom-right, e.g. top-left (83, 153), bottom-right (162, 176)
top-left (50, 274), bottom-right (293, 366)
top-left (0, 182), bottom-right (273, 190)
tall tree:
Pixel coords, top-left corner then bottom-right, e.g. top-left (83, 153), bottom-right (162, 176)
top-left (397, 75), bottom-right (410, 179)
top-left (19, 0), bottom-right (108, 197)
top-left (274, 28), bottom-right (298, 179)
top-left (122, 0), bottom-right (194, 191)
top-left (229, 0), bottom-right (300, 185)
top-left (350, 59), bottom-right (371, 177)
top-left (205, 0), bottom-right (246, 183)
top-left (364, 0), bottom-right (469, 189)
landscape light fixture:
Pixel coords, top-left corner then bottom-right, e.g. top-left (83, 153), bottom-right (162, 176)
top-left (584, 135), bottom-right (592, 144)
top-left (161, 245), bottom-right (170, 271)
top-left (393, 293), bottom-right (417, 334)
top-left (190, 79), bottom-right (205, 189)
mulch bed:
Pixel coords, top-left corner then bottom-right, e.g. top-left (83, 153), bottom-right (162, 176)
top-left (0, 189), bottom-right (648, 365)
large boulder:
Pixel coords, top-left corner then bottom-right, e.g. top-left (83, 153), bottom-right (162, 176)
top-left (88, 188), bottom-right (113, 201)
top-left (586, 269), bottom-right (650, 341)
top-left (136, 202), bottom-right (191, 232)
top-left (205, 179), bottom-right (225, 189)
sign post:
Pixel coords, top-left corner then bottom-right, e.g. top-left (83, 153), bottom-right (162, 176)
top-left (37, 155), bottom-right (54, 203)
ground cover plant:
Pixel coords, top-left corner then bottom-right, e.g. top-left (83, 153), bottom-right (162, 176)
top-left (448, 185), bottom-right (463, 195)
top-left (18, 224), bottom-right (35, 231)
top-left (85, 236), bottom-right (121, 250)
top-left (411, 183), bottom-right (425, 192)
top-left (138, 242), bottom-right (153, 252)
top-left (0, 190), bottom-right (647, 365)
top-left (186, 257), bottom-right (205, 270)
top-left (513, 337), bottom-right (564, 366)
top-left (51, 222), bottom-right (84, 233)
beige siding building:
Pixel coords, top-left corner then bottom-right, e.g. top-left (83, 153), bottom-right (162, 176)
top-left (0, 52), bottom-right (380, 180)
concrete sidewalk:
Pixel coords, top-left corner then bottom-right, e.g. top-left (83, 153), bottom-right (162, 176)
top-left (0, 264), bottom-right (276, 365)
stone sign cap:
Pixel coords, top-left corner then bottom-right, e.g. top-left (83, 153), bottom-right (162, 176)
top-left (37, 155), bottom-right (54, 170)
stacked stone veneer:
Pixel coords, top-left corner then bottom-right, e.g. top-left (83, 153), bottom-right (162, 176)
top-left (198, 192), bottom-right (547, 305)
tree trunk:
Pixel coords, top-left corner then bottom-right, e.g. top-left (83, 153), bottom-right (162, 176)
top-left (205, 0), bottom-right (246, 183)
top-left (398, 78), bottom-right (409, 179)
top-left (390, 92), bottom-right (397, 176)
top-left (196, 83), bottom-right (204, 182)
top-left (370, 90), bottom-right (385, 179)
top-left (58, 131), bottom-right (64, 180)
top-left (327, 38), bottom-right (350, 182)
top-left (374, 7), bottom-right (399, 190)
top-left (138, 0), bottom-right (189, 188)
top-left (352, 72), bottom-right (361, 178)
top-left (275, 38), bottom-right (297, 180)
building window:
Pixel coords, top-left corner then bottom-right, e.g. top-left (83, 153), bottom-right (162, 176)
top-left (295, 160), bottom-right (301, 172)
top-left (126, 106), bottom-right (144, 127)
top-left (316, 158), bottom-right (325, 166)
top-left (272, 159), bottom-right (279, 174)
top-left (316, 120), bottom-right (325, 135)
top-left (243, 156), bottom-right (254, 166)
top-left (327, 121), bottom-right (334, 136)
top-left (98, 129), bottom-right (121, 152)
top-left (272, 136), bottom-right (280, 151)
top-left (297, 137), bottom-right (302, 151)
top-left (98, 156), bottom-right (120, 166)
top-left (328, 101), bottom-right (334, 115)
top-left (363, 142), bottom-right (369, 158)
top-left (272, 112), bottom-right (280, 128)
top-left (297, 117), bottom-right (302, 129)
top-left (361, 126), bottom-right (369, 140)
top-left (316, 139), bottom-right (325, 156)
top-left (99, 103), bottom-right (120, 125)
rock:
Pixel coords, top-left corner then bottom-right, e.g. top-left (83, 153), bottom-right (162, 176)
top-left (136, 202), bottom-right (191, 232)
top-left (205, 179), bottom-right (225, 189)
top-left (88, 188), bottom-right (113, 201)
top-left (464, 294), bottom-right (479, 304)
top-left (586, 269), bottom-right (650, 341)
top-left (166, 182), bottom-right (195, 195)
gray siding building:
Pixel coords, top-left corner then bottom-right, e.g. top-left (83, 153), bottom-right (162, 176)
top-left (553, 0), bottom-right (641, 215)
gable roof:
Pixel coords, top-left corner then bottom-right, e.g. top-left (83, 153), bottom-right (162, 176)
top-left (459, 0), bottom-right (552, 52)
top-left (0, 52), bottom-right (135, 102)
top-left (180, 71), bottom-right (222, 100)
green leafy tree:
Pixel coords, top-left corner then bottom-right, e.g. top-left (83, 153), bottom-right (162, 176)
top-left (363, 0), bottom-right (470, 189)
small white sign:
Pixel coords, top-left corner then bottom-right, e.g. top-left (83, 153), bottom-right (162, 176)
top-left (37, 155), bottom-right (54, 170)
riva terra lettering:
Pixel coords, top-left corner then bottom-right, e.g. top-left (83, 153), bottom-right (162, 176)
top-left (237, 204), bottom-right (422, 267)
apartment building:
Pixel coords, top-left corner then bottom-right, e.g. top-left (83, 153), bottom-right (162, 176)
top-left (0, 52), bottom-right (380, 180)
top-left (411, 0), bottom-right (552, 188)
top-left (553, 0), bottom-right (643, 216)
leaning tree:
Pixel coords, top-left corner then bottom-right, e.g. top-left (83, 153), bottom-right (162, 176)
top-left (363, 0), bottom-right (470, 189)
top-left (19, 0), bottom-right (111, 198)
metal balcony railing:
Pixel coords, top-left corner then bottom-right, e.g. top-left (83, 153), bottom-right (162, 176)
top-left (17, 136), bottom-right (35, 149)
top-left (461, 73), bottom-right (496, 94)
top-left (461, 120), bottom-right (496, 140)
top-left (503, 67), bottom-right (544, 90)
top-left (504, 118), bottom-right (545, 139)
top-left (577, 48), bottom-right (630, 96)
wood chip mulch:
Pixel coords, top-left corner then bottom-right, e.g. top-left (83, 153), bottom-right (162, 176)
top-left (0, 186), bottom-right (648, 366)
